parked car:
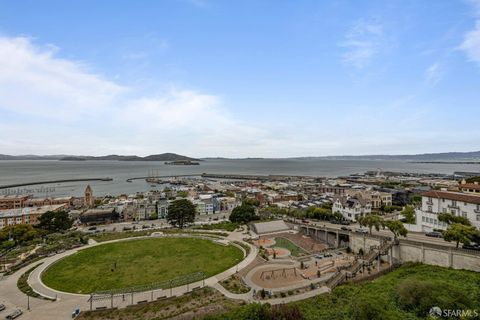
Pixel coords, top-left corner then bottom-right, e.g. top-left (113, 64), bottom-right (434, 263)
top-left (356, 228), bottom-right (369, 234)
top-left (0, 304), bottom-right (5, 311)
top-left (462, 243), bottom-right (480, 251)
top-left (314, 255), bottom-right (324, 259)
top-left (302, 219), bottom-right (310, 224)
top-left (340, 226), bottom-right (352, 231)
top-left (324, 253), bottom-right (333, 258)
top-left (340, 220), bottom-right (350, 225)
top-left (335, 251), bottom-right (343, 255)
top-left (123, 226), bottom-right (132, 231)
top-left (87, 226), bottom-right (97, 231)
top-left (425, 231), bottom-right (443, 238)
top-left (5, 309), bottom-right (22, 320)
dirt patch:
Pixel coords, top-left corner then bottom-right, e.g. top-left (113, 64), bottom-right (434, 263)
top-left (265, 247), bottom-right (290, 258)
top-left (253, 238), bottom-right (275, 247)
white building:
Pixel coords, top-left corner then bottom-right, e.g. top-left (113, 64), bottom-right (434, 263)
top-left (414, 190), bottom-right (480, 232)
top-left (333, 196), bottom-right (372, 221)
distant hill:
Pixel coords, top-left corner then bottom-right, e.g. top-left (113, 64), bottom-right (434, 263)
top-left (0, 153), bottom-right (200, 162)
top-left (316, 151), bottom-right (480, 161)
top-left (58, 153), bottom-right (200, 162)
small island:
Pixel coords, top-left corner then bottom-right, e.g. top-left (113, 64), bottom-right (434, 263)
top-left (164, 160), bottom-right (200, 165)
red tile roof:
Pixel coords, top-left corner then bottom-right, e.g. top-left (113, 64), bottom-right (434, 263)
top-left (421, 190), bottom-right (480, 205)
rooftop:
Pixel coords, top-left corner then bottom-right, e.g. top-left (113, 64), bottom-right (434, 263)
top-left (421, 190), bottom-right (480, 205)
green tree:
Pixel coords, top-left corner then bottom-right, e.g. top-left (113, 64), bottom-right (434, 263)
top-left (358, 215), bottom-right (384, 235)
top-left (37, 211), bottom-right (73, 232)
top-left (384, 220), bottom-right (408, 241)
top-left (0, 239), bottom-right (15, 251)
top-left (400, 206), bottom-right (416, 224)
top-left (0, 224), bottom-right (38, 244)
top-left (167, 199), bottom-right (196, 229)
top-left (438, 213), bottom-right (471, 226)
top-left (230, 205), bottom-right (257, 224)
top-left (442, 223), bottom-right (478, 248)
top-left (242, 198), bottom-right (260, 207)
top-left (176, 190), bottom-right (189, 198)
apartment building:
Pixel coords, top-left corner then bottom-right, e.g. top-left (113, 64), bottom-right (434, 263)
top-left (0, 204), bottom-right (67, 229)
top-left (414, 190), bottom-right (480, 231)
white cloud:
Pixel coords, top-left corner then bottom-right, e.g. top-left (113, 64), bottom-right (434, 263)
top-left (340, 19), bottom-right (384, 69)
top-left (424, 62), bottom-right (443, 86)
top-left (460, 21), bottom-right (480, 65)
top-left (0, 36), bottom-right (125, 120)
top-left (459, 1), bottom-right (480, 65)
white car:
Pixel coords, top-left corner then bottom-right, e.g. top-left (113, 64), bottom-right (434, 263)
top-left (356, 228), bottom-right (369, 234)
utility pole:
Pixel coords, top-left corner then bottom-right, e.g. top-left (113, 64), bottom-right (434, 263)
top-left (27, 294), bottom-right (30, 311)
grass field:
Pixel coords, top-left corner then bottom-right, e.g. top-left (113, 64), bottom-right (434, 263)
top-left (42, 237), bottom-right (243, 294)
top-left (273, 237), bottom-right (307, 256)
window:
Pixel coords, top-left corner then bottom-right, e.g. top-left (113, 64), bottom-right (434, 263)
top-left (442, 208), bottom-right (447, 213)
top-left (422, 216), bottom-right (426, 222)
top-left (428, 206), bottom-right (432, 212)
top-left (477, 215), bottom-right (480, 221)
top-left (452, 200), bottom-right (457, 207)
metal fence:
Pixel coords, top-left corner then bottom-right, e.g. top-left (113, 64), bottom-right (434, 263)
top-left (89, 271), bottom-right (206, 301)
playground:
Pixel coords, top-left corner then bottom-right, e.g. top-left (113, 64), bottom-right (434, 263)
top-left (246, 255), bottom-right (354, 290)
top-left (248, 231), bottom-right (353, 292)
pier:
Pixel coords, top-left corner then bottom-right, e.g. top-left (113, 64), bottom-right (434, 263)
top-left (0, 178), bottom-right (113, 189)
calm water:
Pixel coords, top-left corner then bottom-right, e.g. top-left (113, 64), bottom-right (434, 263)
top-left (0, 159), bottom-right (479, 197)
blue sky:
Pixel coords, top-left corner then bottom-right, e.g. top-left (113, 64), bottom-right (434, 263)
top-left (0, 0), bottom-right (479, 157)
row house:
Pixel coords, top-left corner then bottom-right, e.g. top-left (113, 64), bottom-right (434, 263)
top-left (0, 195), bottom-right (30, 210)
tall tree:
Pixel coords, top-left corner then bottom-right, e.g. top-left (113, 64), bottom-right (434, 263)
top-left (37, 211), bottom-right (73, 232)
top-left (384, 220), bottom-right (408, 241)
top-left (167, 199), bottom-right (196, 229)
top-left (400, 206), bottom-right (416, 224)
top-left (442, 223), bottom-right (478, 248)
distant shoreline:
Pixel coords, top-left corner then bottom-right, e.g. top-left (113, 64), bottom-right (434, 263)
top-left (410, 161), bottom-right (480, 164)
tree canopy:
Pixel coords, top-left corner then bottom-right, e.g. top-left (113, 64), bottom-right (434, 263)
top-left (384, 220), bottom-right (408, 241)
top-left (442, 223), bottom-right (478, 248)
top-left (167, 199), bottom-right (196, 229)
top-left (438, 213), bottom-right (471, 226)
top-left (0, 224), bottom-right (38, 246)
top-left (357, 215), bottom-right (384, 235)
top-left (229, 205), bottom-right (257, 224)
top-left (37, 211), bottom-right (73, 232)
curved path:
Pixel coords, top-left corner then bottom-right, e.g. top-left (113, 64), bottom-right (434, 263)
top-left (0, 231), bottom-right (257, 320)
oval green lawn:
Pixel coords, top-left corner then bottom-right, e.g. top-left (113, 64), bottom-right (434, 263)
top-left (42, 237), bottom-right (243, 294)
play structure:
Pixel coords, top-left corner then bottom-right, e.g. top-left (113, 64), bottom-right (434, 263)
top-left (260, 267), bottom-right (298, 280)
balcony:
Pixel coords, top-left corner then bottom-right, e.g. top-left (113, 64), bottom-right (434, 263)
top-left (425, 200), bottom-right (433, 205)
top-left (448, 204), bottom-right (459, 209)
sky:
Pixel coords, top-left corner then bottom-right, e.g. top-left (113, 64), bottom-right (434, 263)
top-left (0, 0), bottom-right (479, 158)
